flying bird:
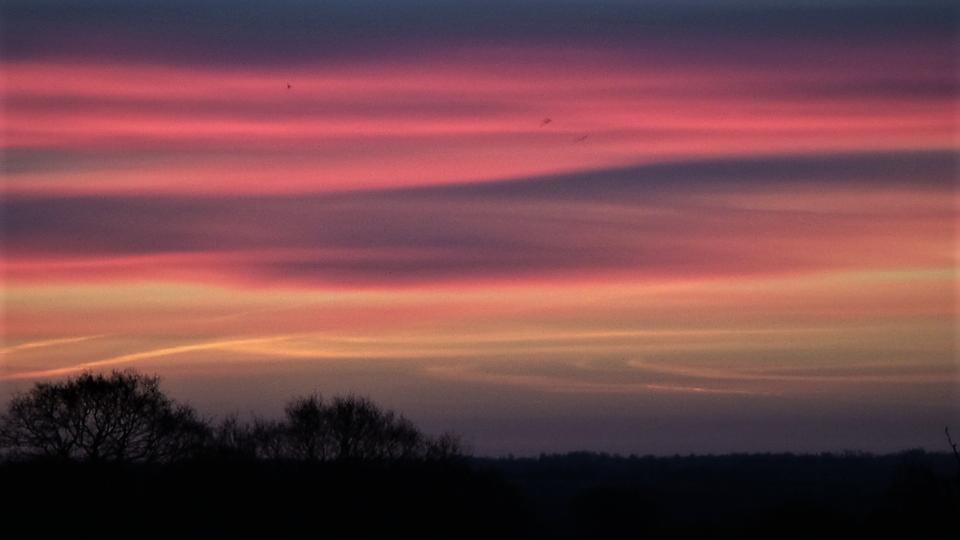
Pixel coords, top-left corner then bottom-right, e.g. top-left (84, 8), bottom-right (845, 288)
top-left (573, 134), bottom-right (589, 143)
top-left (286, 82), bottom-right (292, 90)
top-left (540, 118), bottom-right (552, 127)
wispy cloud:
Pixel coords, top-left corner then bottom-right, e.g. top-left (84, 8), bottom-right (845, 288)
top-left (422, 364), bottom-right (770, 396)
top-left (0, 334), bottom-right (109, 355)
top-left (1, 336), bottom-right (292, 380)
top-left (627, 360), bottom-right (957, 385)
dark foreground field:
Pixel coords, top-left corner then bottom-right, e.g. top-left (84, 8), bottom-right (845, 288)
top-left (1, 451), bottom-right (956, 538)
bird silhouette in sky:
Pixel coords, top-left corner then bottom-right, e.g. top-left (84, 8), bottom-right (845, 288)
top-left (540, 118), bottom-right (552, 127)
top-left (573, 134), bottom-right (589, 143)
top-left (286, 82), bottom-right (292, 90)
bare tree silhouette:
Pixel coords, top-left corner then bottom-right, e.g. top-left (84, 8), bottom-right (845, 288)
top-left (284, 393), bottom-right (331, 461)
top-left (219, 392), bottom-right (466, 462)
top-left (946, 426), bottom-right (960, 483)
top-left (211, 413), bottom-right (261, 460)
top-left (0, 371), bottom-right (208, 463)
top-left (324, 395), bottom-right (406, 461)
top-left (1, 370), bottom-right (464, 464)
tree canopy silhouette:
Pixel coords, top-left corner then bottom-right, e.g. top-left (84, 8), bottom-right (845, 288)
top-left (0, 370), bottom-right (465, 464)
top-left (0, 371), bottom-right (208, 463)
top-left (216, 393), bottom-right (465, 462)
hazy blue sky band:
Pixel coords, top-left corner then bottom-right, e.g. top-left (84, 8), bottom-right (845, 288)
top-left (2, 1), bottom-right (957, 67)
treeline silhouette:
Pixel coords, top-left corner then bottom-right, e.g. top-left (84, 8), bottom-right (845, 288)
top-left (0, 370), bottom-right (463, 464)
top-left (0, 371), bottom-right (957, 538)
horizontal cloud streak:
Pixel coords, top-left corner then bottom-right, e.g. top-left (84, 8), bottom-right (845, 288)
top-left (4, 42), bottom-right (953, 196)
top-left (3, 151), bottom-right (954, 285)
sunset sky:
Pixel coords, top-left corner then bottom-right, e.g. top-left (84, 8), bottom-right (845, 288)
top-left (1, 0), bottom-right (957, 455)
